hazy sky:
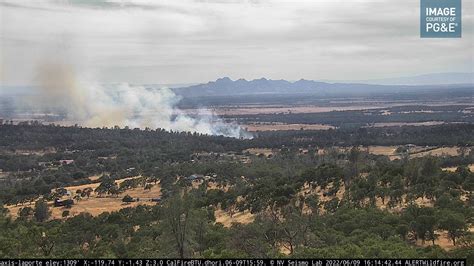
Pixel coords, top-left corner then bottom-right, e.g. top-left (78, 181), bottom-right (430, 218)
top-left (1, 0), bottom-right (473, 85)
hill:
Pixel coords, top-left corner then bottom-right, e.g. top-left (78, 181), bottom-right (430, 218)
top-left (171, 77), bottom-right (473, 98)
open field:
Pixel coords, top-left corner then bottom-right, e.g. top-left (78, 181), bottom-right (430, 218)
top-left (365, 146), bottom-right (398, 156)
top-left (442, 164), bottom-right (474, 172)
top-left (243, 148), bottom-right (276, 157)
top-left (6, 176), bottom-right (161, 220)
top-left (203, 105), bottom-right (383, 115)
top-left (0, 147), bottom-right (57, 156)
top-left (314, 146), bottom-right (470, 161)
top-left (366, 146), bottom-right (470, 160)
top-left (367, 121), bottom-right (447, 127)
top-left (243, 146), bottom-right (469, 160)
top-left (410, 147), bottom-right (462, 158)
top-left (59, 176), bottom-right (142, 192)
top-left (182, 101), bottom-right (472, 116)
top-left (243, 123), bottom-right (334, 132)
top-left (50, 185), bottom-right (160, 219)
top-left (6, 174), bottom-right (257, 227)
top-left (214, 209), bottom-right (255, 227)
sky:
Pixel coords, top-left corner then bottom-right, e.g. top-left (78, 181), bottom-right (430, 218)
top-left (0, 0), bottom-right (473, 86)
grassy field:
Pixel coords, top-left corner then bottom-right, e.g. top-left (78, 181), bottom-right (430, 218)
top-left (367, 146), bottom-right (469, 160)
top-left (442, 164), bottom-right (474, 172)
top-left (6, 176), bottom-right (161, 220)
top-left (368, 121), bottom-right (446, 127)
top-left (243, 123), bottom-right (334, 132)
top-left (185, 105), bottom-right (386, 116)
top-left (214, 209), bottom-right (255, 227)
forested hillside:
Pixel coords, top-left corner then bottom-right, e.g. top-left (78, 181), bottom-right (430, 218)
top-left (0, 123), bottom-right (473, 260)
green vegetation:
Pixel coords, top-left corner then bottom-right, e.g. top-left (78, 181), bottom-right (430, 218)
top-left (229, 105), bottom-right (474, 128)
top-left (0, 123), bottom-right (473, 260)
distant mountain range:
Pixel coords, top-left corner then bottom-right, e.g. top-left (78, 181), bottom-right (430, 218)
top-left (1, 73), bottom-right (472, 98)
top-left (324, 72), bottom-right (474, 86)
top-left (171, 75), bottom-right (473, 98)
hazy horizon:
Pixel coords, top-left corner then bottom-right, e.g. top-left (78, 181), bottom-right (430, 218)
top-left (1, 0), bottom-right (473, 87)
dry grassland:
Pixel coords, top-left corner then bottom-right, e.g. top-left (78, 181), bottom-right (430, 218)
top-left (6, 176), bottom-right (161, 220)
top-left (244, 148), bottom-right (276, 157)
top-left (442, 164), bottom-right (474, 172)
top-left (411, 147), bottom-right (461, 158)
top-left (185, 105), bottom-right (384, 116)
top-left (369, 121), bottom-right (445, 127)
top-left (243, 123), bottom-right (334, 132)
top-left (214, 209), bottom-right (255, 227)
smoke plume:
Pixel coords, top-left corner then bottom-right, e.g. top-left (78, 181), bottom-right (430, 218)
top-left (27, 63), bottom-right (252, 139)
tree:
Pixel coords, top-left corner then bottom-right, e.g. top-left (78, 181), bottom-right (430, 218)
top-left (375, 186), bottom-right (388, 205)
top-left (82, 187), bottom-right (93, 198)
top-left (62, 210), bottom-right (70, 217)
top-left (402, 205), bottom-right (437, 244)
top-left (34, 199), bottom-right (50, 222)
top-left (144, 183), bottom-right (154, 191)
top-left (191, 208), bottom-right (211, 256)
top-left (305, 195), bottom-right (320, 216)
top-left (28, 226), bottom-right (56, 256)
top-left (95, 178), bottom-right (118, 197)
top-left (122, 195), bottom-right (135, 203)
top-left (109, 186), bottom-right (120, 198)
top-left (277, 203), bottom-right (311, 255)
top-left (439, 211), bottom-right (467, 246)
top-left (18, 206), bottom-right (34, 219)
top-left (414, 215), bottom-right (437, 245)
top-left (162, 194), bottom-right (192, 258)
top-left (457, 146), bottom-right (468, 157)
top-left (0, 201), bottom-right (6, 217)
top-left (64, 199), bottom-right (74, 209)
top-left (396, 224), bottom-right (409, 241)
top-left (324, 198), bottom-right (339, 213)
top-left (73, 194), bottom-right (82, 203)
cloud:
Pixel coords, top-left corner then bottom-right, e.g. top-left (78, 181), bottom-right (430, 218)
top-left (0, 0), bottom-right (472, 85)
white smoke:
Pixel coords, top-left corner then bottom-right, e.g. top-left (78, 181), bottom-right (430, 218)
top-left (25, 63), bottom-right (252, 139)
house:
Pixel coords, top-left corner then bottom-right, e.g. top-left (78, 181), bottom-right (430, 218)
top-left (59, 159), bottom-right (74, 165)
top-left (185, 174), bottom-right (204, 181)
top-left (38, 161), bottom-right (53, 167)
top-left (98, 156), bottom-right (117, 160)
top-left (54, 198), bottom-right (74, 207)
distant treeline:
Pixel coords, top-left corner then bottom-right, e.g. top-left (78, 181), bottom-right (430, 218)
top-left (0, 123), bottom-right (473, 153)
top-left (252, 124), bottom-right (474, 148)
top-left (228, 105), bottom-right (474, 127)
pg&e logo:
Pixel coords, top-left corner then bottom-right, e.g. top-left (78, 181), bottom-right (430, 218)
top-left (420, 0), bottom-right (461, 38)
